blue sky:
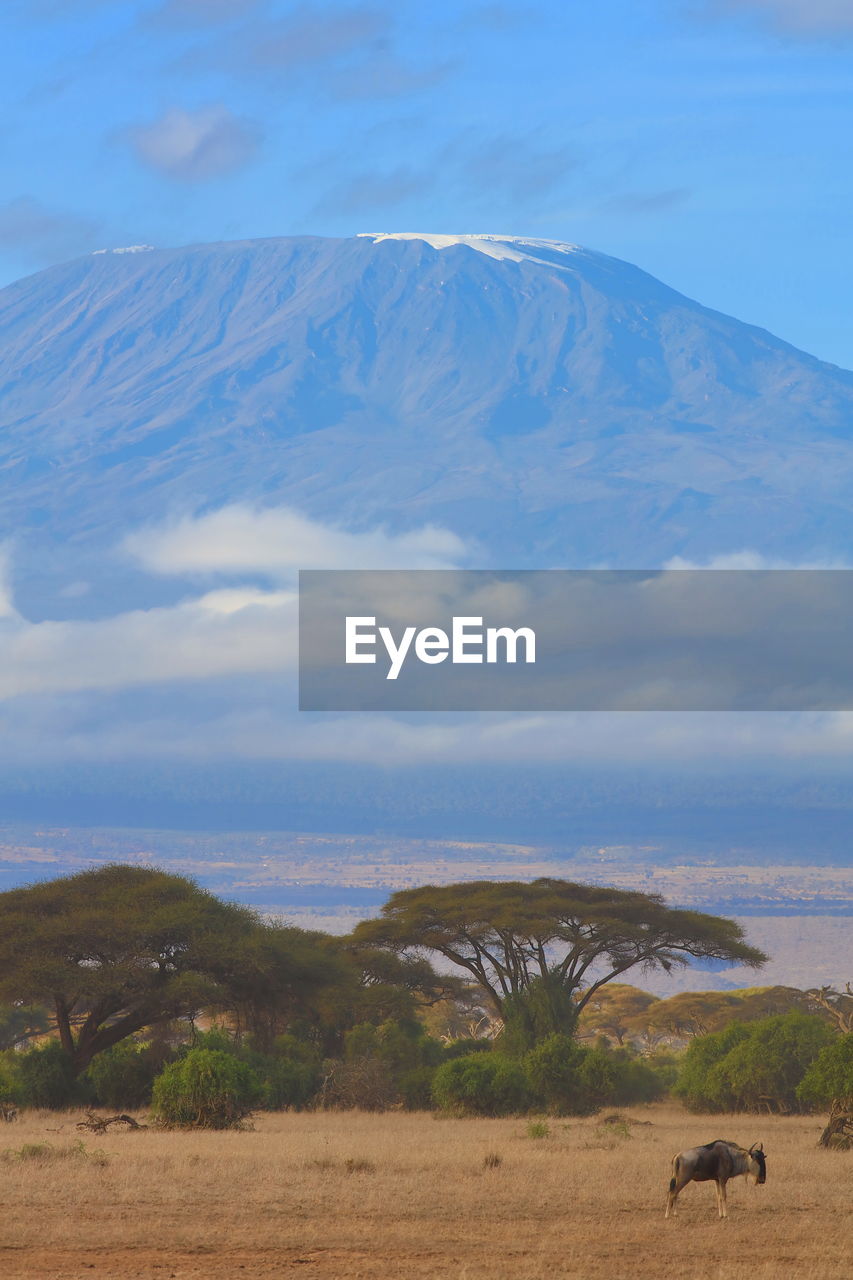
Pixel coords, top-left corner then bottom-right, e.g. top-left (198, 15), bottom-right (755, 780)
top-left (2, 0), bottom-right (853, 365)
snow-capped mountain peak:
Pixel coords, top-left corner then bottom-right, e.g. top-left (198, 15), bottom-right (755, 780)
top-left (357, 231), bottom-right (582, 265)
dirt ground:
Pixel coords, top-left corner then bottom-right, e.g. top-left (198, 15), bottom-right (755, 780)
top-left (0, 1104), bottom-right (849, 1279)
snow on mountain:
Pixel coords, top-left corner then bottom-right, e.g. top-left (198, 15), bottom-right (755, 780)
top-left (1, 231), bottom-right (853, 614)
top-left (91, 245), bottom-right (156, 256)
top-left (357, 232), bottom-right (583, 265)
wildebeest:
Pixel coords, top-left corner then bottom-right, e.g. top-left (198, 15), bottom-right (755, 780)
top-left (665, 1139), bottom-right (766, 1219)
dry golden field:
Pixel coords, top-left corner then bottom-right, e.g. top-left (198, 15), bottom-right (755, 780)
top-left (0, 1104), bottom-right (850, 1280)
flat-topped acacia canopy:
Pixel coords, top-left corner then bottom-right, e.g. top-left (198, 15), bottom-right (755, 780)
top-left (352, 878), bottom-right (767, 1034)
top-left (0, 864), bottom-right (339, 1073)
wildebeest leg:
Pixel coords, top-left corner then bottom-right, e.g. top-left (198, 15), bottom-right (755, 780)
top-left (717, 1179), bottom-right (728, 1219)
top-left (665, 1160), bottom-right (682, 1218)
top-left (665, 1182), bottom-right (679, 1218)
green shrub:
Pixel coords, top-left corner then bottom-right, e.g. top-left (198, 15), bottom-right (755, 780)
top-left (674, 1021), bottom-right (751, 1111)
top-left (0, 1051), bottom-right (20, 1105)
top-left (344, 1019), bottom-right (443, 1073)
top-left (84, 1041), bottom-right (162, 1110)
top-left (524, 1036), bottom-right (635, 1115)
top-left (718, 1014), bottom-right (833, 1112)
top-left (180, 1029), bottom-right (320, 1111)
top-left (152, 1049), bottom-right (261, 1129)
top-left (797, 1033), bottom-right (853, 1109)
top-left (16, 1042), bottom-right (80, 1110)
top-left (252, 1053), bottom-right (319, 1110)
top-left (675, 1014), bottom-right (835, 1113)
top-left (608, 1050), bottom-right (669, 1105)
top-left (398, 1065), bottom-right (437, 1110)
top-left (524, 1034), bottom-right (591, 1114)
top-left (432, 1052), bottom-right (530, 1116)
top-left (576, 1046), bottom-right (619, 1110)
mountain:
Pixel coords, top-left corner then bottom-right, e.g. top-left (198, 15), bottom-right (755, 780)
top-left (2, 231), bottom-right (853, 610)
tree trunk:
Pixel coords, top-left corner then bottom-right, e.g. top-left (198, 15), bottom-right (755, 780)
top-left (54, 997), bottom-right (75, 1058)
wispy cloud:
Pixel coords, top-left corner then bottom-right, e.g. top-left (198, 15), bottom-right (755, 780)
top-left (331, 53), bottom-right (453, 100)
top-left (467, 4), bottom-right (535, 30)
top-left (454, 134), bottom-right (576, 204)
top-left (707, 0), bottom-right (853, 34)
top-left (174, 4), bottom-right (450, 103)
top-left (10, 0), bottom-right (110, 17)
top-left (127, 105), bottom-right (261, 181)
top-left (247, 4), bottom-right (390, 70)
top-left (149, 0), bottom-right (264, 26)
top-left (313, 166), bottom-right (432, 216)
top-left (311, 130), bottom-right (575, 222)
top-left (0, 197), bottom-right (101, 265)
top-left (601, 188), bottom-right (691, 215)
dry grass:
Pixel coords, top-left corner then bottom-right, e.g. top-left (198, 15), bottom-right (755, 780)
top-left (0, 1103), bottom-right (850, 1279)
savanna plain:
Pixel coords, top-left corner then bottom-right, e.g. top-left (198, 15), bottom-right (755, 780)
top-left (1, 1104), bottom-right (849, 1280)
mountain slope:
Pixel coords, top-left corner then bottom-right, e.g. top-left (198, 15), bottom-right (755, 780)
top-left (2, 231), bottom-right (853, 608)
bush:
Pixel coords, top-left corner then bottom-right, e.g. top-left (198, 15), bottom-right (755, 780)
top-left (523, 1036), bottom-right (662, 1115)
top-left (524, 1034), bottom-right (592, 1114)
top-left (16, 1042), bottom-right (80, 1110)
top-left (578, 1046), bottom-right (620, 1110)
top-left (344, 1019), bottom-right (443, 1073)
top-left (398, 1065), bottom-right (437, 1110)
top-left (152, 1049), bottom-right (261, 1129)
top-left (179, 1029), bottom-right (320, 1111)
top-left (608, 1050), bottom-right (670, 1105)
top-left (432, 1052), bottom-right (531, 1116)
top-left (797, 1033), bottom-right (853, 1110)
top-left (332, 1019), bottom-right (444, 1110)
top-left (675, 1014), bottom-right (835, 1113)
top-left (0, 1051), bottom-right (19, 1106)
top-left (84, 1041), bottom-right (162, 1110)
top-left (674, 1021), bottom-right (751, 1111)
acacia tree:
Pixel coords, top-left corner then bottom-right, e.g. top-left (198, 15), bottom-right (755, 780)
top-left (0, 864), bottom-right (273, 1074)
top-left (576, 983), bottom-right (659, 1046)
top-left (352, 879), bottom-right (767, 1048)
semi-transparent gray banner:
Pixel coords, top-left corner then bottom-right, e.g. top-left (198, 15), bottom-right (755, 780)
top-left (298, 569), bottom-right (853, 711)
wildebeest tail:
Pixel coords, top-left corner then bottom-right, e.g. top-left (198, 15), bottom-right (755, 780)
top-left (669, 1153), bottom-right (680, 1192)
top-left (669, 1176), bottom-right (676, 1192)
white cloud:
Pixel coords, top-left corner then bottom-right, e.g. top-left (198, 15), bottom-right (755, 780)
top-left (124, 504), bottom-right (469, 577)
top-left (128, 106), bottom-right (261, 181)
top-left (0, 586), bottom-right (296, 700)
top-left (0, 509), bottom-right (467, 702)
top-left (1, 526), bottom-right (852, 769)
